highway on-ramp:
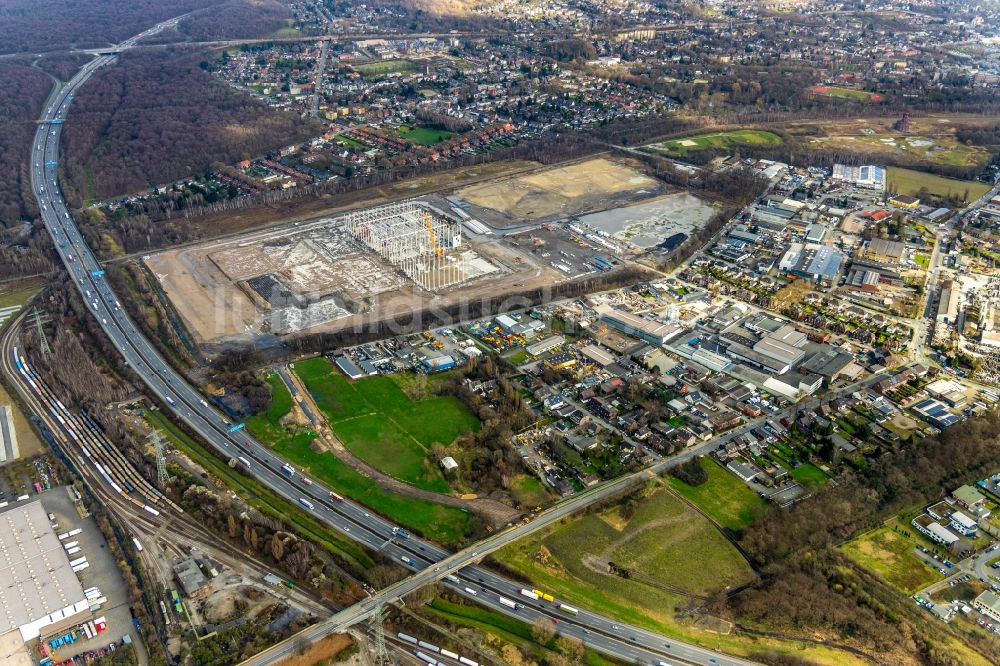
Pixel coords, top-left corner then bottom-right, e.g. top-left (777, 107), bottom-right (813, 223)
top-left (24, 19), bottom-right (798, 666)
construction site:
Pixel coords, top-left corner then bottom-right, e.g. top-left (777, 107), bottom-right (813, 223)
top-left (344, 200), bottom-right (480, 291)
top-left (144, 196), bottom-right (619, 345)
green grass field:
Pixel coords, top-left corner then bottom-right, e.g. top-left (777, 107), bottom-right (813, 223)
top-left (645, 129), bottom-right (783, 158)
top-left (509, 474), bottom-right (550, 508)
top-left (494, 486), bottom-right (754, 641)
top-left (790, 463), bottom-right (829, 489)
top-left (295, 358), bottom-right (479, 493)
top-left (0, 284), bottom-right (40, 310)
top-left (665, 457), bottom-right (769, 531)
top-left (246, 371), bottom-right (471, 543)
top-left (841, 526), bottom-right (942, 594)
top-left (397, 124), bottom-right (452, 146)
top-left (334, 134), bottom-right (368, 148)
top-left (810, 86), bottom-right (884, 102)
top-left (292, 359), bottom-right (478, 492)
top-left (269, 19), bottom-right (300, 38)
top-left (354, 59), bottom-right (414, 79)
top-left (887, 167), bottom-right (991, 203)
top-left (293, 360), bottom-right (370, 421)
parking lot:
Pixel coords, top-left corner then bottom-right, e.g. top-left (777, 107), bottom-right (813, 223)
top-left (35, 487), bottom-right (139, 665)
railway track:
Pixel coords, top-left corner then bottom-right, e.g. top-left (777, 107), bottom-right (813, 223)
top-left (25, 16), bottom-right (755, 666)
top-left (0, 313), bottom-right (335, 618)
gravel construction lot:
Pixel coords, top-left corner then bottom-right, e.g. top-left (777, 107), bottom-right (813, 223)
top-left (145, 208), bottom-right (567, 346)
top-left (456, 157), bottom-right (666, 223)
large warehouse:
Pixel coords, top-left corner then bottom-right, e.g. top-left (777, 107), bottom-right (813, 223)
top-left (0, 501), bottom-right (90, 650)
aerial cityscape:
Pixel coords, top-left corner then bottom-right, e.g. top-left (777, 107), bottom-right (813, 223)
top-left (1, 1), bottom-right (1000, 666)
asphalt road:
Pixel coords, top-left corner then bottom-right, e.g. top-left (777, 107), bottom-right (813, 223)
top-left (24, 13), bottom-right (900, 664)
top-left (27, 18), bottom-right (758, 666)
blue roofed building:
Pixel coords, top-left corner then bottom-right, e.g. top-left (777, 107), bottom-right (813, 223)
top-left (334, 355), bottom-right (365, 380)
top-left (911, 398), bottom-right (958, 429)
top-left (778, 242), bottom-right (844, 282)
top-left (832, 164), bottom-right (886, 191)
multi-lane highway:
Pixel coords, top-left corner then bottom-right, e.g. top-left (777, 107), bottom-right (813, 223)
top-left (27, 19), bottom-right (754, 666)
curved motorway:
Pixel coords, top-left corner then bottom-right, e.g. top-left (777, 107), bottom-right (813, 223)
top-left (28, 18), bottom-right (755, 666)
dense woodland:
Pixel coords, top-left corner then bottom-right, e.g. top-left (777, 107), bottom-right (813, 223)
top-left (177, 0), bottom-right (291, 41)
top-left (714, 413), bottom-right (1000, 665)
top-left (60, 49), bottom-right (323, 204)
top-left (0, 0), bottom-right (218, 54)
top-left (0, 0), bottom-right (315, 277)
top-left (0, 64), bottom-right (51, 228)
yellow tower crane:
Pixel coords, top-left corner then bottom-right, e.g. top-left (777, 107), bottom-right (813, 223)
top-left (423, 211), bottom-right (444, 257)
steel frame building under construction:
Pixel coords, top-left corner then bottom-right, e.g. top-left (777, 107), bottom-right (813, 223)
top-left (344, 200), bottom-right (467, 291)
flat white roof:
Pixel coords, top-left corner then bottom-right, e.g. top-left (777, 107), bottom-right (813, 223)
top-left (926, 521), bottom-right (959, 545)
top-left (579, 344), bottom-right (615, 366)
top-left (951, 511), bottom-right (977, 529)
top-left (0, 501), bottom-right (86, 640)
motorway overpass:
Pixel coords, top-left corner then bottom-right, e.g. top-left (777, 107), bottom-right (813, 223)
top-left (26, 16), bottom-right (759, 666)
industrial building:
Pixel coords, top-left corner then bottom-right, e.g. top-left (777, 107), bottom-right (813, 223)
top-left (923, 379), bottom-right (968, 408)
top-left (801, 349), bottom-right (859, 381)
top-left (889, 194), bottom-right (920, 209)
top-left (334, 355), bottom-right (365, 380)
top-left (936, 280), bottom-right (960, 324)
top-left (578, 344), bottom-right (616, 367)
top-left (973, 590), bottom-right (1000, 623)
top-left (864, 239), bottom-right (906, 263)
top-left (421, 351), bottom-right (457, 373)
top-left (599, 308), bottom-right (680, 346)
top-left (911, 399), bottom-right (958, 430)
top-left (749, 325), bottom-right (808, 374)
top-left (804, 223), bottom-right (826, 243)
top-left (525, 335), bottom-right (565, 358)
top-left (831, 164), bottom-right (887, 190)
top-left (173, 559), bottom-right (209, 598)
top-left (763, 371), bottom-right (823, 401)
top-left (778, 243), bottom-right (845, 282)
top-left (0, 501), bottom-right (90, 647)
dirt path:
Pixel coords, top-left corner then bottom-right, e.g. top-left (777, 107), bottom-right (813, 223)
top-left (596, 513), bottom-right (689, 560)
top-left (286, 366), bottom-right (522, 529)
top-left (327, 438), bottom-right (521, 528)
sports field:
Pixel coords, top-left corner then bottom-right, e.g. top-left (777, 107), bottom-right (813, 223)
top-left (665, 457), bottom-right (769, 531)
top-left (644, 129), bottom-right (783, 158)
top-left (841, 526), bottom-right (942, 593)
top-left (354, 59), bottom-right (414, 79)
top-left (810, 86), bottom-right (885, 103)
top-left (397, 124), bottom-right (452, 146)
top-left (292, 358), bottom-right (479, 492)
top-left (495, 487), bottom-right (755, 634)
top-left (887, 167), bottom-right (991, 203)
top-left (245, 372), bottom-right (471, 543)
